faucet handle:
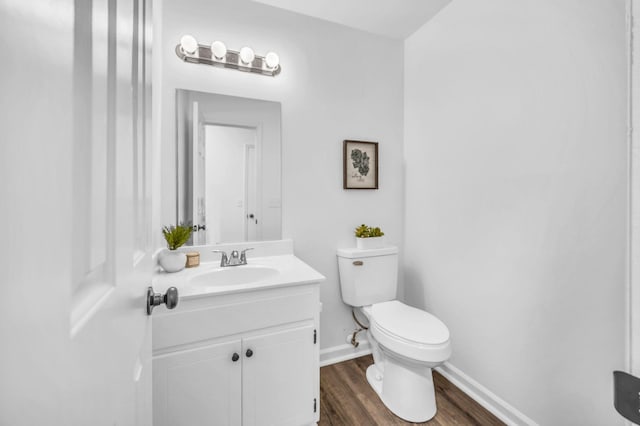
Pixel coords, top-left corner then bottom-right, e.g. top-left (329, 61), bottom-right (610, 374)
top-left (240, 247), bottom-right (254, 263)
top-left (211, 250), bottom-right (229, 266)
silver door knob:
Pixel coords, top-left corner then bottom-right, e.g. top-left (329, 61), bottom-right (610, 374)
top-left (146, 286), bottom-right (179, 315)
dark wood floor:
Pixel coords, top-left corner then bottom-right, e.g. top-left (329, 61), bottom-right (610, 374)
top-left (319, 355), bottom-right (505, 426)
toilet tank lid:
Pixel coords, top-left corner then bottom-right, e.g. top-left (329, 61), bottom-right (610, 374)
top-left (337, 246), bottom-right (398, 258)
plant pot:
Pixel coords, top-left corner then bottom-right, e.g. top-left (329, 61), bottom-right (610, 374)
top-left (356, 236), bottom-right (386, 250)
top-left (158, 250), bottom-right (187, 273)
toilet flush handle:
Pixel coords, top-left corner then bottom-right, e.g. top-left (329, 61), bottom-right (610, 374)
top-left (353, 260), bottom-right (363, 266)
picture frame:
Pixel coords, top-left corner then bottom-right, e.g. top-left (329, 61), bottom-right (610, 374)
top-left (343, 140), bottom-right (379, 189)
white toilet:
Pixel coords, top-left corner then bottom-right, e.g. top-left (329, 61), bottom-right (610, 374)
top-left (337, 246), bottom-right (452, 423)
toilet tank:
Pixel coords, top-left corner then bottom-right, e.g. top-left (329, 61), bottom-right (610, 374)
top-left (337, 246), bottom-right (398, 307)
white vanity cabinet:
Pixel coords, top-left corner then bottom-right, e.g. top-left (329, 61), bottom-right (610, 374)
top-left (152, 282), bottom-right (321, 426)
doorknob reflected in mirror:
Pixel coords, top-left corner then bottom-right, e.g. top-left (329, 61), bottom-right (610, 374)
top-left (146, 286), bottom-right (179, 315)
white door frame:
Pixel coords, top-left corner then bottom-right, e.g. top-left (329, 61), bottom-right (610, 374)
top-left (630, 0), bottom-right (638, 372)
top-left (628, 0), bottom-right (639, 419)
top-left (628, 0), bottom-right (639, 381)
top-left (244, 142), bottom-right (257, 242)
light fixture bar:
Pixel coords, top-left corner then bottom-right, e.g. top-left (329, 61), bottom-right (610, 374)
top-left (175, 43), bottom-right (281, 77)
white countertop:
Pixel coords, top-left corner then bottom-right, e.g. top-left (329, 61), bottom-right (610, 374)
top-left (153, 254), bottom-right (326, 300)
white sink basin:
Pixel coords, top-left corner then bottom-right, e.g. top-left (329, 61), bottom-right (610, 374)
top-left (189, 265), bottom-right (280, 287)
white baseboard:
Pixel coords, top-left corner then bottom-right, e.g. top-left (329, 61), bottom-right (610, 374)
top-left (319, 339), bottom-right (372, 367)
top-left (436, 362), bottom-right (538, 426)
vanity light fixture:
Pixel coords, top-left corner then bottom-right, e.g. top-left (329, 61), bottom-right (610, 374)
top-left (264, 52), bottom-right (280, 69)
top-left (239, 46), bottom-right (255, 65)
top-left (175, 35), bottom-right (281, 77)
top-left (210, 41), bottom-right (227, 60)
top-left (179, 34), bottom-right (199, 55)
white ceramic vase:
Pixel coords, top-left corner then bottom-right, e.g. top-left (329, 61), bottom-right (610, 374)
top-left (356, 236), bottom-right (386, 250)
top-left (158, 250), bottom-right (187, 273)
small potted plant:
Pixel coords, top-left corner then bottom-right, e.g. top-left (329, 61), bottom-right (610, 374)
top-left (354, 224), bottom-right (385, 249)
top-left (158, 223), bottom-right (193, 273)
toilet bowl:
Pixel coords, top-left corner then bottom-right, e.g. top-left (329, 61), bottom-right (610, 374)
top-left (360, 301), bottom-right (451, 422)
top-left (337, 246), bottom-right (452, 422)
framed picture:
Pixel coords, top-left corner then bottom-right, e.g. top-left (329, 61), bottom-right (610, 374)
top-left (343, 140), bottom-right (379, 189)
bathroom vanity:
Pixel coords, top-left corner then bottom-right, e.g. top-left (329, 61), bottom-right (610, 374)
top-left (151, 243), bottom-right (324, 426)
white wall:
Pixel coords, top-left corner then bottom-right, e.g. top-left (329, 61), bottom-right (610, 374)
top-left (159, 0), bottom-right (404, 349)
top-left (404, 1), bottom-right (627, 424)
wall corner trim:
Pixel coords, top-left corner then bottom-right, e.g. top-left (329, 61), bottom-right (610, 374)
top-left (436, 362), bottom-right (539, 426)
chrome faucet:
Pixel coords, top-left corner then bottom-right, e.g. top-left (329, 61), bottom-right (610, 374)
top-left (211, 250), bottom-right (228, 267)
top-left (212, 248), bottom-right (254, 267)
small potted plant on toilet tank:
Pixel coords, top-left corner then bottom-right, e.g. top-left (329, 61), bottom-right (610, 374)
top-left (354, 224), bottom-right (385, 249)
top-left (158, 223), bottom-right (193, 273)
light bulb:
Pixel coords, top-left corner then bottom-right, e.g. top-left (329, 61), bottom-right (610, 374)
top-left (264, 52), bottom-right (279, 69)
top-left (239, 46), bottom-right (255, 65)
top-left (210, 41), bottom-right (227, 60)
top-left (179, 35), bottom-right (198, 55)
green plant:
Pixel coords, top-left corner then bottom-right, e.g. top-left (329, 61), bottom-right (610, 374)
top-left (162, 223), bottom-right (193, 250)
top-left (354, 224), bottom-right (384, 238)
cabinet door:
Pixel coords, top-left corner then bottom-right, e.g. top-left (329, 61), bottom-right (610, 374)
top-left (242, 323), bottom-right (318, 426)
top-left (153, 340), bottom-right (242, 426)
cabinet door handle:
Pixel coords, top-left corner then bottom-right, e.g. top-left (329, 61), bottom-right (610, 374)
top-left (232, 353), bottom-right (239, 362)
top-left (246, 349), bottom-right (253, 358)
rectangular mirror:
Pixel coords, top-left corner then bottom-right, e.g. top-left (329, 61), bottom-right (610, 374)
top-left (176, 90), bottom-right (282, 245)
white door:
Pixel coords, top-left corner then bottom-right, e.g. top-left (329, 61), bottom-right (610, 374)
top-left (192, 101), bottom-right (207, 245)
top-left (0, 1), bottom-right (155, 425)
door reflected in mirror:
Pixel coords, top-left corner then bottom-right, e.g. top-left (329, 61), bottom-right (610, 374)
top-left (201, 125), bottom-right (258, 243)
top-left (176, 90), bottom-right (282, 245)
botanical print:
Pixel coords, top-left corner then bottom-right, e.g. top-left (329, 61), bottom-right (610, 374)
top-left (344, 140), bottom-right (378, 189)
top-left (351, 149), bottom-right (370, 177)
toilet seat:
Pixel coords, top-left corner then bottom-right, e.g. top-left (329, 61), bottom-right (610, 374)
top-left (369, 300), bottom-right (452, 363)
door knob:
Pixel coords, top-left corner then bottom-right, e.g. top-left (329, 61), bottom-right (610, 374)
top-left (232, 353), bottom-right (240, 362)
top-left (246, 349), bottom-right (253, 358)
top-left (146, 286), bottom-right (179, 315)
